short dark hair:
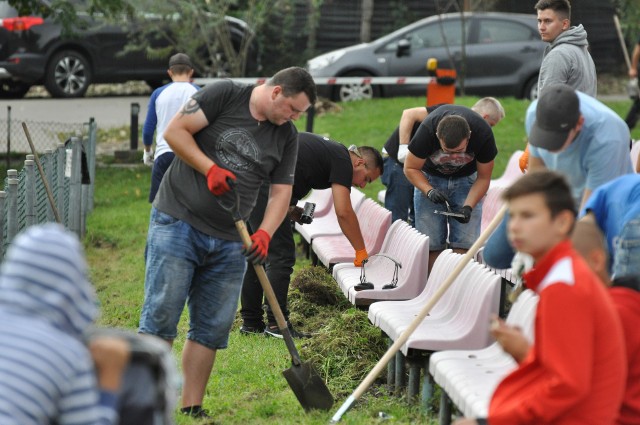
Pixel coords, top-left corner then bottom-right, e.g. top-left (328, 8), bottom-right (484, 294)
top-left (359, 146), bottom-right (384, 175)
top-left (436, 115), bottom-right (471, 149)
top-left (503, 170), bottom-right (576, 218)
top-left (170, 64), bottom-right (192, 75)
top-left (535, 0), bottom-right (571, 21)
top-left (268, 66), bottom-right (317, 105)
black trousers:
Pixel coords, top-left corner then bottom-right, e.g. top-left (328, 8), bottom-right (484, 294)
top-left (626, 75), bottom-right (640, 130)
top-left (240, 183), bottom-right (296, 327)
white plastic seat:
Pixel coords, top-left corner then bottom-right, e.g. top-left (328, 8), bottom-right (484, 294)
top-left (429, 289), bottom-right (539, 418)
top-left (333, 220), bottom-right (430, 306)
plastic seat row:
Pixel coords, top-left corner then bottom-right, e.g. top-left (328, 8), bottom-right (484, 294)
top-left (333, 220), bottom-right (430, 307)
top-left (312, 198), bottom-right (392, 268)
top-left (429, 289), bottom-right (539, 423)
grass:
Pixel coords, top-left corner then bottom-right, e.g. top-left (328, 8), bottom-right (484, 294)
top-left (85, 95), bottom-right (638, 424)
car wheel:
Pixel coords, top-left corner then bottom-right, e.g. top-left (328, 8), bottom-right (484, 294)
top-left (523, 75), bottom-right (539, 100)
top-left (0, 81), bottom-right (31, 99)
top-left (334, 71), bottom-right (380, 102)
top-left (45, 50), bottom-right (92, 98)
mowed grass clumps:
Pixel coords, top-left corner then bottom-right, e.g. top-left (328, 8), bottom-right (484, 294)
top-left (287, 266), bottom-right (388, 398)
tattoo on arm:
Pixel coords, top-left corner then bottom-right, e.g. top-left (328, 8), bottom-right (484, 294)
top-left (181, 99), bottom-right (201, 116)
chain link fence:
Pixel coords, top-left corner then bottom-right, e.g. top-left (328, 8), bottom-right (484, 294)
top-left (0, 119), bottom-right (97, 260)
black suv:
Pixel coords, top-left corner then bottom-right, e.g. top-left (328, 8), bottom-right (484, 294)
top-left (0, 1), bottom-right (259, 98)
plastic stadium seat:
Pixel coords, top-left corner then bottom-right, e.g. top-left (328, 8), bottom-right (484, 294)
top-left (295, 188), bottom-right (366, 245)
top-left (491, 150), bottom-right (524, 188)
top-left (368, 250), bottom-right (501, 355)
top-left (311, 198), bottom-right (392, 268)
top-left (296, 188), bottom-right (333, 219)
top-left (429, 289), bottom-right (539, 419)
top-left (631, 140), bottom-right (640, 171)
top-left (333, 220), bottom-right (430, 306)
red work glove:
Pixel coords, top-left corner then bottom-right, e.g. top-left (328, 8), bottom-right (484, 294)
top-left (243, 229), bottom-right (271, 265)
top-left (206, 164), bottom-right (236, 196)
top-left (354, 248), bottom-right (368, 267)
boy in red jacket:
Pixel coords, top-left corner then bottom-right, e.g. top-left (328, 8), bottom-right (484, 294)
top-left (455, 170), bottom-right (626, 425)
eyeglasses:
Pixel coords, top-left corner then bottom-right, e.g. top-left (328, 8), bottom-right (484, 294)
top-left (348, 144), bottom-right (362, 158)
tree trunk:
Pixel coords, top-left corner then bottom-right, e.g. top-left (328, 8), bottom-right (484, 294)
top-left (360, 0), bottom-right (374, 42)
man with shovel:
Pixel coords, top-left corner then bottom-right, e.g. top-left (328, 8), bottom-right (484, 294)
top-left (240, 132), bottom-right (383, 338)
top-left (138, 67), bottom-right (316, 419)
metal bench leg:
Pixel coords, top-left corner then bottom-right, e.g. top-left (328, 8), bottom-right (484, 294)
top-left (394, 351), bottom-right (405, 395)
top-left (439, 390), bottom-right (452, 425)
top-left (421, 362), bottom-right (435, 412)
top-left (407, 357), bottom-right (421, 401)
top-left (387, 338), bottom-right (395, 390)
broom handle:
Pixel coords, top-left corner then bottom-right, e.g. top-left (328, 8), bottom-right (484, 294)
top-left (331, 203), bottom-right (508, 423)
top-left (22, 122), bottom-right (62, 224)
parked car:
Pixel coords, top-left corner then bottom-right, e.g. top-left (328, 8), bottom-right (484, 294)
top-left (307, 12), bottom-right (546, 102)
top-left (0, 0), bottom-right (259, 98)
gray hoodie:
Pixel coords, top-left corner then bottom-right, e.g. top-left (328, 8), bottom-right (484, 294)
top-left (538, 24), bottom-right (597, 97)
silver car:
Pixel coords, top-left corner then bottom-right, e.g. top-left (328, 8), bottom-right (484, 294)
top-left (307, 12), bottom-right (546, 102)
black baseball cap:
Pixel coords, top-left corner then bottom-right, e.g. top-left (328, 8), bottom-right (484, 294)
top-left (529, 84), bottom-right (581, 152)
top-left (168, 53), bottom-right (193, 68)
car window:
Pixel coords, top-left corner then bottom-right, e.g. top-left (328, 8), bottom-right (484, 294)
top-left (382, 18), bottom-right (469, 51)
top-left (0, 1), bottom-right (18, 17)
top-left (476, 19), bottom-right (537, 44)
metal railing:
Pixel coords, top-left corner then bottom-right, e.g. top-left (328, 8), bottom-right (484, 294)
top-left (0, 120), bottom-right (97, 260)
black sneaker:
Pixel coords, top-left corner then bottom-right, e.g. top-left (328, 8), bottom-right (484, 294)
top-left (239, 324), bottom-right (265, 335)
top-left (264, 324), bottom-right (311, 339)
top-left (180, 405), bottom-right (212, 419)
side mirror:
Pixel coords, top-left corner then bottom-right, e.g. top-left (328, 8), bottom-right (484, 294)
top-left (396, 39), bottom-right (411, 57)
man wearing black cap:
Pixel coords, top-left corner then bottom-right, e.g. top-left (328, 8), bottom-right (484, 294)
top-left (482, 83), bottom-right (634, 270)
top-left (142, 53), bottom-right (199, 202)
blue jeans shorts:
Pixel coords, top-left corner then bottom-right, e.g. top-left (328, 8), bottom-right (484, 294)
top-left (612, 217), bottom-right (640, 279)
top-left (414, 172), bottom-right (483, 251)
top-left (139, 207), bottom-right (246, 350)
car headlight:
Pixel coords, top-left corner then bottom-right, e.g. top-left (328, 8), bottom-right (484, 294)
top-left (307, 49), bottom-right (346, 72)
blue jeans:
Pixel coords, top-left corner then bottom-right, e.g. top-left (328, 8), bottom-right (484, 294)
top-left (613, 217), bottom-right (640, 279)
top-left (139, 207), bottom-right (246, 349)
top-left (149, 152), bottom-right (175, 203)
top-left (414, 172), bottom-right (482, 251)
top-left (482, 213), bottom-right (515, 269)
top-left (381, 156), bottom-right (414, 225)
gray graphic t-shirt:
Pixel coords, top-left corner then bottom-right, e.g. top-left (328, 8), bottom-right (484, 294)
top-left (155, 80), bottom-right (298, 240)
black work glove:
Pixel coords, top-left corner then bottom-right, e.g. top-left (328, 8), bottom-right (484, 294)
top-left (426, 188), bottom-right (449, 205)
top-left (288, 205), bottom-right (304, 224)
top-left (453, 205), bottom-right (473, 223)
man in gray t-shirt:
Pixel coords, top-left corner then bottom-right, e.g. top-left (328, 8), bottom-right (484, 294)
top-left (138, 67), bottom-right (316, 420)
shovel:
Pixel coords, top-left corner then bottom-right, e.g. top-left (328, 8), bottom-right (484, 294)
top-left (224, 184), bottom-right (334, 412)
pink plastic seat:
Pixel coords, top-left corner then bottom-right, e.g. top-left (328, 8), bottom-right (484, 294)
top-left (491, 150), bottom-right (524, 188)
top-left (295, 188), bottom-right (366, 245)
top-left (296, 188), bottom-right (333, 219)
top-left (311, 198), bottom-right (392, 267)
top-left (333, 220), bottom-right (430, 306)
top-left (631, 140), bottom-right (640, 172)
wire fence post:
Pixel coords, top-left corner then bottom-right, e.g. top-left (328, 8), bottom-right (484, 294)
top-left (0, 191), bottom-right (6, 261)
top-left (56, 143), bottom-right (66, 226)
top-left (6, 106), bottom-right (11, 171)
top-left (25, 156), bottom-right (35, 227)
top-left (6, 171), bottom-right (18, 244)
top-left (68, 137), bottom-right (82, 236)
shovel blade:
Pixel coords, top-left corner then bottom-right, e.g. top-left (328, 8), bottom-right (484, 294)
top-left (283, 362), bottom-right (334, 412)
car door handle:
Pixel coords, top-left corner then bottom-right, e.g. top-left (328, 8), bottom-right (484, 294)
top-left (520, 45), bottom-right (539, 53)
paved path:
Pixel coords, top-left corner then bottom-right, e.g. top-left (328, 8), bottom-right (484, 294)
top-left (1, 96), bottom-right (150, 129)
